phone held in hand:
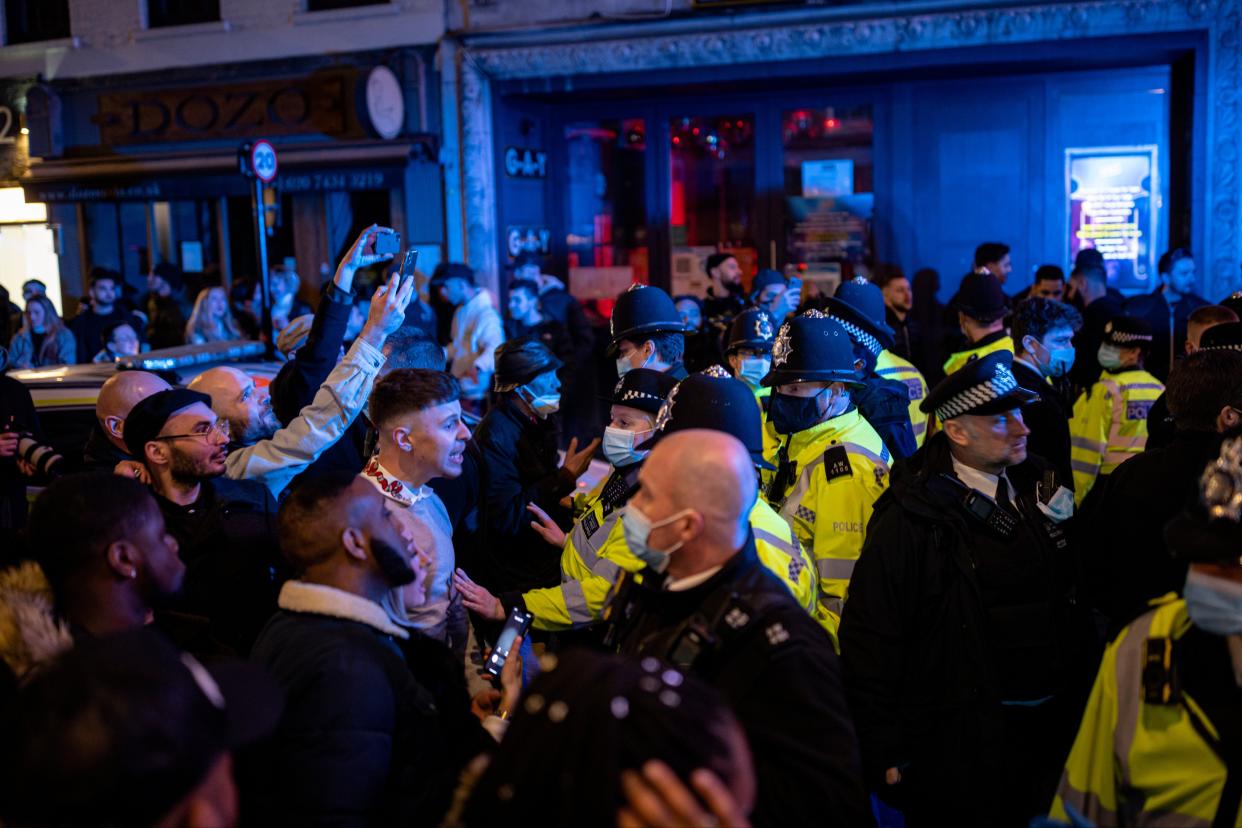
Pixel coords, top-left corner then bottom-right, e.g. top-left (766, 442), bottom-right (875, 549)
top-left (484, 606), bottom-right (533, 678)
top-left (400, 249), bottom-right (419, 278)
top-left (367, 228), bottom-right (401, 257)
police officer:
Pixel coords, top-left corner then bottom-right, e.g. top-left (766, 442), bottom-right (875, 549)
top-left (604, 430), bottom-right (872, 828)
top-left (1053, 437), bottom-right (1242, 826)
top-left (725, 306), bottom-right (780, 457)
top-left (840, 350), bottom-right (1094, 828)
top-left (454, 368), bottom-right (676, 631)
top-left (826, 277), bottom-right (922, 458)
top-left (1069, 314), bottom-right (1164, 503)
top-left (1010, 296), bottom-right (1082, 486)
top-left (608, 284), bottom-right (688, 380)
top-left (761, 311), bottom-right (891, 634)
top-left (943, 270), bottom-right (1013, 376)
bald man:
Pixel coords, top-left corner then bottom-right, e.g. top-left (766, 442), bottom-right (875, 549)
top-left (83, 371), bottom-right (172, 470)
top-left (187, 274), bottom-right (413, 497)
top-left (605, 430), bottom-right (870, 828)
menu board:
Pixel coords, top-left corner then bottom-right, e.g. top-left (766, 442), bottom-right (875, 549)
top-left (1066, 146), bottom-right (1158, 293)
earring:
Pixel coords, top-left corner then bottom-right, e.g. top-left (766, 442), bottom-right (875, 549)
top-left (128, 569), bottom-right (138, 579)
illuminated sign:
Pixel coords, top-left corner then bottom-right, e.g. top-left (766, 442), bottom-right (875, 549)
top-left (1066, 146), bottom-right (1158, 293)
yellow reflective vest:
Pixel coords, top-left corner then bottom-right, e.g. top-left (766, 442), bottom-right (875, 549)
top-left (752, 385), bottom-right (783, 462)
top-left (1069, 368), bottom-right (1164, 504)
top-left (762, 408), bottom-right (890, 633)
top-left (875, 350), bottom-right (930, 447)
top-left (522, 473), bottom-right (821, 634)
top-left (943, 331), bottom-right (1013, 376)
top-left (1052, 598), bottom-right (1239, 827)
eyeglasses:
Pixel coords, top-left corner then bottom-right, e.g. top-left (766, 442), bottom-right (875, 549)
top-left (155, 419), bottom-right (231, 442)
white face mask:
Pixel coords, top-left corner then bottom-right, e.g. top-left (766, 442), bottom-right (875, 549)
top-left (518, 386), bottom-right (560, 418)
top-left (620, 504), bottom-right (692, 573)
top-left (602, 426), bottom-right (651, 467)
top-left (737, 356), bottom-right (771, 388)
top-left (616, 347), bottom-right (650, 378)
top-left (1097, 343), bottom-right (1124, 371)
top-left (1184, 569), bottom-right (1242, 636)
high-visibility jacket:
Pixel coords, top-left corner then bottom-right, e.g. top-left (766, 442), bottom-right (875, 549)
top-left (1069, 368), bottom-right (1164, 504)
top-left (875, 349), bottom-right (930, 447)
top-left (942, 330), bottom-right (1013, 376)
top-left (752, 385), bottom-right (783, 462)
top-left (521, 484), bottom-right (821, 634)
top-left (1051, 597), bottom-right (1241, 827)
top-left (762, 408), bottom-right (890, 632)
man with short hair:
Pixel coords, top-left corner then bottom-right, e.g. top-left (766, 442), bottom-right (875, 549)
top-left (703, 251), bottom-right (746, 320)
top-left (1016, 264), bottom-right (1066, 302)
top-left (250, 473), bottom-right (503, 827)
top-left (67, 268), bottom-right (144, 364)
top-left (1010, 297), bottom-right (1082, 483)
top-left (125, 388), bottom-right (282, 654)
top-left (609, 284), bottom-right (688, 379)
top-left (942, 270), bottom-right (1014, 376)
top-left (751, 269), bottom-right (798, 326)
top-left (505, 277), bottom-right (571, 364)
top-left (974, 241), bottom-right (1013, 285)
top-left (1144, 304), bottom-right (1237, 449)
top-left (363, 369), bottom-right (471, 654)
top-left (189, 273), bottom-right (411, 497)
top-left (841, 351), bottom-right (1094, 827)
top-left (0, 627), bottom-right (281, 828)
top-left (433, 262), bottom-right (504, 417)
top-left (82, 370), bottom-right (172, 471)
top-left (1081, 347), bottom-right (1242, 631)
top-left (604, 430), bottom-right (871, 828)
top-left (1125, 247), bottom-right (1209, 382)
top-left (878, 269), bottom-right (919, 365)
top-left (1069, 257), bottom-right (1124, 391)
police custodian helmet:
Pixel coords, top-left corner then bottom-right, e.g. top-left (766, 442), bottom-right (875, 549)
top-left (640, 366), bottom-right (776, 470)
top-left (760, 311), bottom-right (862, 388)
top-left (607, 284), bottom-right (685, 356)
top-left (725, 307), bottom-right (777, 355)
top-left (920, 350), bottom-right (1038, 421)
top-left (825, 277), bottom-right (896, 354)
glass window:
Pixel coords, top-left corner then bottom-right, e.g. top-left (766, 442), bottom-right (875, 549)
top-left (564, 118), bottom-right (648, 285)
top-left (781, 106), bottom-right (875, 292)
top-left (668, 115), bottom-right (756, 293)
top-left (5, 0), bottom-right (70, 44)
top-left (146, 0), bottom-right (220, 28)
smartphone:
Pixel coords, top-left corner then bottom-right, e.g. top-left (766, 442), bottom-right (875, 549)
top-left (484, 606), bottom-right (533, 678)
top-left (400, 248), bottom-right (419, 278)
top-left (366, 227), bottom-right (401, 257)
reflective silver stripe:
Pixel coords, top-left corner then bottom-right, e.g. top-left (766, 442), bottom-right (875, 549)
top-left (777, 454), bottom-right (825, 520)
top-left (568, 506), bottom-right (625, 571)
top-left (875, 367), bottom-right (906, 377)
top-left (1071, 435), bottom-right (1106, 453)
top-left (1137, 811), bottom-right (1212, 827)
top-left (592, 558), bottom-right (621, 584)
top-left (821, 596), bottom-right (844, 617)
top-left (841, 441), bottom-right (891, 471)
top-left (817, 558), bottom-right (856, 581)
top-left (1053, 770), bottom-right (1119, 828)
top-left (754, 527), bottom-right (797, 557)
top-left (912, 421), bottom-right (926, 437)
top-left (1113, 611), bottom-right (1157, 790)
top-left (1071, 459), bottom-right (1098, 475)
top-left (560, 578), bottom-right (594, 624)
top-left (1121, 383), bottom-right (1164, 392)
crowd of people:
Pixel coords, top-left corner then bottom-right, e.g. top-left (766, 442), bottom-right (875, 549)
top-left (2, 227), bottom-right (1242, 828)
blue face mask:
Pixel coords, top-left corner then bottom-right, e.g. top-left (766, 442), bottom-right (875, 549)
top-left (737, 356), bottom-right (771, 389)
top-left (1097, 344), bottom-right (1124, 371)
top-left (620, 504), bottom-right (691, 573)
top-left (1183, 569), bottom-right (1242, 636)
top-left (517, 385), bottom-right (560, 418)
top-left (602, 426), bottom-right (650, 467)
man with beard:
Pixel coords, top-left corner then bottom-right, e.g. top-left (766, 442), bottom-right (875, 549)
top-left (124, 389), bottom-right (281, 655)
top-left (248, 473), bottom-right (508, 827)
top-left (187, 272), bottom-right (412, 497)
top-left (0, 473), bottom-right (188, 698)
top-left (362, 369), bottom-right (471, 656)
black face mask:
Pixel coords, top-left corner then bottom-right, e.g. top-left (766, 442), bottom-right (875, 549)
top-left (371, 538), bottom-right (416, 587)
top-left (769, 389), bottom-right (826, 435)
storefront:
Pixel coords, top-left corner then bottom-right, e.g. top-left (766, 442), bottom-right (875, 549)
top-left (20, 49), bottom-right (443, 312)
top-left (446, 0), bottom-right (1240, 304)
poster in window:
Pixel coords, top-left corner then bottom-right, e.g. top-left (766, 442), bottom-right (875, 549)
top-left (1066, 146), bottom-right (1158, 293)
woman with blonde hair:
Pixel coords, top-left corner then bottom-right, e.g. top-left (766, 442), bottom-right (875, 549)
top-left (9, 295), bottom-right (76, 367)
top-left (185, 286), bottom-right (243, 344)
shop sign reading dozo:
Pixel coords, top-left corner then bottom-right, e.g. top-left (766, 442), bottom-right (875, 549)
top-left (93, 73), bottom-right (358, 145)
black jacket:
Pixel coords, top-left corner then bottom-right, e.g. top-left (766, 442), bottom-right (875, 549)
top-left (1080, 429), bottom-right (1225, 631)
top-left (270, 283), bottom-right (369, 483)
top-left (144, 292), bottom-right (188, 350)
top-left (1012, 359), bottom-right (1074, 486)
top-left (156, 477), bottom-right (283, 655)
top-left (1125, 288), bottom-right (1209, 383)
top-left (537, 285), bottom-right (593, 369)
top-left (249, 610), bottom-right (492, 827)
top-left (857, 374), bottom-right (918, 460)
top-left (886, 307), bottom-right (919, 367)
top-left (839, 433), bottom-right (1094, 824)
top-left (0, 376), bottom-right (39, 536)
top-left (67, 307), bottom-right (145, 364)
top-left (610, 538), bottom-right (872, 828)
top-left (464, 397), bottom-right (574, 594)
top-left (80, 423), bottom-right (130, 473)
